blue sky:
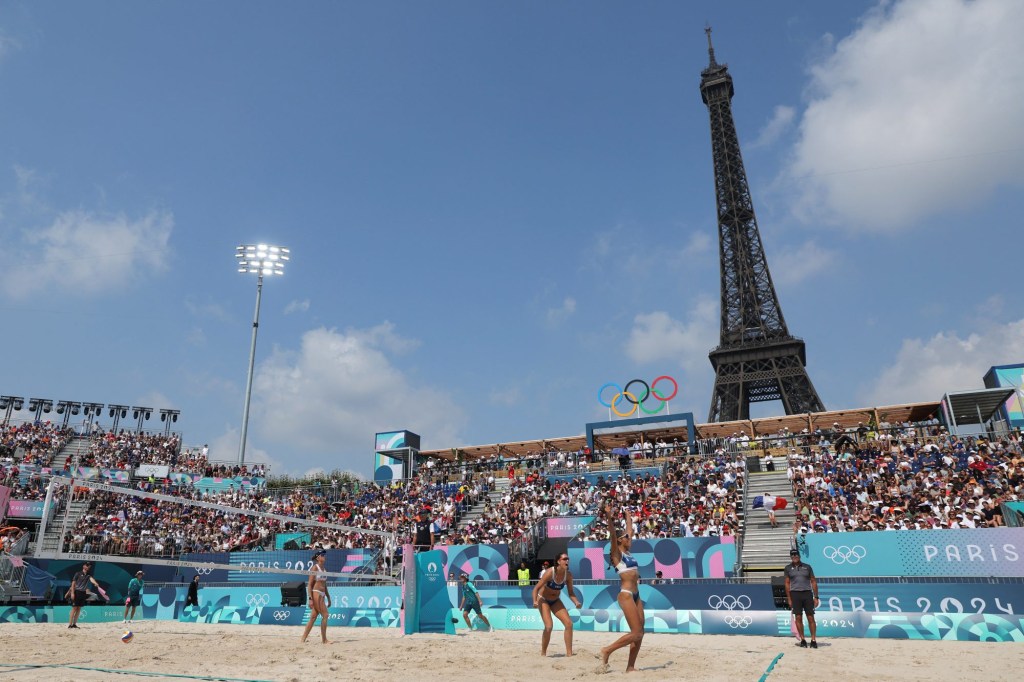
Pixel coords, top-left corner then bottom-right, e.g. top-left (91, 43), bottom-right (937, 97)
top-left (1, 1), bottom-right (1023, 476)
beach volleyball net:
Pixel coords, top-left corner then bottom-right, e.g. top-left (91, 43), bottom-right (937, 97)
top-left (37, 476), bottom-right (399, 582)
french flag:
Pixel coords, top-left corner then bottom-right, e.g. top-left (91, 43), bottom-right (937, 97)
top-left (752, 494), bottom-right (788, 511)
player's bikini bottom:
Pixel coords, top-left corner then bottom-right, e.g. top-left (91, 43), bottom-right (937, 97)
top-left (620, 589), bottom-right (640, 604)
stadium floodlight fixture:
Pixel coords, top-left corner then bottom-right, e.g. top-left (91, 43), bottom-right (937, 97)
top-left (234, 243), bottom-right (289, 466)
top-left (0, 395), bottom-right (25, 426)
top-left (132, 406), bottom-right (153, 433)
top-left (55, 400), bottom-right (83, 429)
top-left (81, 402), bottom-right (104, 434)
top-left (159, 408), bottom-right (180, 437)
top-left (236, 244), bottom-right (289, 276)
top-left (28, 398), bottom-right (54, 423)
top-left (108, 403), bottom-right (130, 433)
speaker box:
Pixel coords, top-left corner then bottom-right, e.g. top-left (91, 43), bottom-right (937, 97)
top-left (280, 581), bottom-right (307, 607)
top-left (282, 539), bottom-right (300, 551)
top-left (771, 576), bottom-right (789, 608)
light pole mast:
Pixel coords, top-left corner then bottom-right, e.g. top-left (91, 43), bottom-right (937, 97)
top-left (235, 244), bottom-right (289, 465)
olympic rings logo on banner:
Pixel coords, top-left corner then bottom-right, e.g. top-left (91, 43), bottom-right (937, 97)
top-left (272, 611), bottom-right (291, 621)
top-left (822, 545), bottom-right (867, 565)
top-left (245, 593), bottom-right (271, 607)
top-left (597, 376), bottom-right (678, 417)
top-left (195, 566), bottom-right (215, 575)
top-left (707, 595), bottom-right (752, 611)
top-left (724, 615), bottom-right (753, 629)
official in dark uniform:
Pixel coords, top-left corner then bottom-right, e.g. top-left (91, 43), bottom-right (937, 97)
top-left (784, 549), bottom-right (819, 648)
top-left (413, 508), bottom-right (434, 552)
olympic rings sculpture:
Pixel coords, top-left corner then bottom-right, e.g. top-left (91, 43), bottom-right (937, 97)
top-left (597, 376), bottom-right (678, 417)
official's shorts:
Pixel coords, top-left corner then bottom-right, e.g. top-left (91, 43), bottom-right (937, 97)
top-left (73, 590), bottom-right (88, 607)
top-left (790, 590), bottom-right (815, 616)
top-left (462, 600), bottom-right (482, 616)
top-left (126, 595), bottom-right (139, 606)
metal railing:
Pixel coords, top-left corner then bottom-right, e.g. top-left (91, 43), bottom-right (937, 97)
top-left (0, 554), bottom-right (26, 590)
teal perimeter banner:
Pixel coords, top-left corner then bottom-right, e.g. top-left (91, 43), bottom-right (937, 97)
top-left (800, 527), bottom-right (1024, 578)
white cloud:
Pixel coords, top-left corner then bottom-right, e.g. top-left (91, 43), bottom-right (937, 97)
top-left (625, 298), bottom-right (719, 374)
top-left (0, 30), bottom-right (20, 60)
top-left (0, 208), bottom-right (173, 299)
top-left (784, 0), bottom-right (1024, 231)
top-left (134, 391), bottom-right (175, 412)
top-left (249, 324), bottom-right (464, 475)
top-left (681, 231), bottom-right (713, 258)
top-left (751, 105), bottom-right (795, 149)
top-left (185, 298), bottom-right (231, 321)
top-left (489, 386), bottom-right (522, 407)
top-left (284, 299), bottom-right (310, 315)
top-left (546, 296), bottom-right (577, 325)
top-left (207, 424), bottom-right (282, 471)
top-left (770, 240), bottom-right (838, 286)
top-left (185, 327), bottom-right (207, 346)
top-left (862, 317), bottom-right (1024, 405)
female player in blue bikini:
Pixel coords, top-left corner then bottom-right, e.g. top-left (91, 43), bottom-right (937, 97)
top-left (300, 549), bottom-right (332, 644)
top-left (532, 552), bottom-right (582, 656)
top-left (600, 502), bottom-right (645, 672)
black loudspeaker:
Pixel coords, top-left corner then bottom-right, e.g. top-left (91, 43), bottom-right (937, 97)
top-left (282, 539), bottom-right (300, 551)
top-left (280, 581), bottom-right (307, 607)
top-left (771, 576), bottom-right (788, 608)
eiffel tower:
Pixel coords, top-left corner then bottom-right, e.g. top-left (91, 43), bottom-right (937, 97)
top-left (700, 28), bottom-right (825, 422)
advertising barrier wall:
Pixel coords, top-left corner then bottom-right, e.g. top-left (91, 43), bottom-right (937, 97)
top-left (179, 549), bottom-right (378, 583)
top-left (437, 543), bottom-right (510, 580)
top-left (569, 537), bottom-right (736, 579)
top-left (5, 499), bottom-right (44, 519)
top-left (26, 549), bottom-right (378, 602)
top-left (801, 527), bottom-right (1024, 578)
top-left (545, 516), bottom-right (595, 538)
top-left (0, 484), bottom-right (10, 522)
top-left (545, 467), bottom-right (662, 486)
top-left (816, 580), bottom-right (1024, 615)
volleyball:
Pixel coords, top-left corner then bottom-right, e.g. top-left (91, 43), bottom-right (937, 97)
top-left (121, 630), bottom-right (134, 644)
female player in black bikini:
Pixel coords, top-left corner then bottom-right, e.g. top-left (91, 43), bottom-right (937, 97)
top-left (300, 549), bottom-right (332, 644)
top-left (600, 503), bottom-right (645, 672)
top-left (531, 552), bottom-right (582, 656)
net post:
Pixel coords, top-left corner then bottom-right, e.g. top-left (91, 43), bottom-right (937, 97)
top-left (401, 543), bottom-right (416, 634)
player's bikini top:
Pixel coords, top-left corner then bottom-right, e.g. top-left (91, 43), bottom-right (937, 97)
top-left (545, 568), bottom-right (566, 591)
top-left (614, 551), bottom-right (639, 575)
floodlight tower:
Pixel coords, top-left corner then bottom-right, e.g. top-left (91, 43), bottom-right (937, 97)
top-left (0, 396), bottom-right (25, 426)
top-left (55, 401), bottom-right (82, 429)
top-left (28, 398), bottom-right (54, 423)
top-left (235, 244), bottom-right (289, 465)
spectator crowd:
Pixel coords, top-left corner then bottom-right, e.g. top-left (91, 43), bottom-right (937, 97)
top-left (788, 429), bottom-right (1022, 535)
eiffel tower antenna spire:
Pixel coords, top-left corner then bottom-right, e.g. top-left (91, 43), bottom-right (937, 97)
top-left (705, 24), bottom-right (717, 67)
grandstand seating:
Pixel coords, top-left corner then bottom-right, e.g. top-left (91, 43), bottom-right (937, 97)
top-left (0, 422), bottom-right (73, 466)
top-left (787, 430), bottom-right (1022, 534)
top-left (6, 409), bottom-right (1020, 574)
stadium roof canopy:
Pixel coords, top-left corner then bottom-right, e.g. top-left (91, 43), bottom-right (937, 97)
top-left (941, 388), bottom-right (1015, 428)
top-left (420, 400), bottom-right (942, 461)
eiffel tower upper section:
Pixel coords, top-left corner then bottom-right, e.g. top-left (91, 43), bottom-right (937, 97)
top-left (699, 29), bottom-right (825, 422)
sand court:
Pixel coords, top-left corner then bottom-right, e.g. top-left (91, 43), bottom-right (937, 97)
top-left (1, 622), bottom-right (1021, 681)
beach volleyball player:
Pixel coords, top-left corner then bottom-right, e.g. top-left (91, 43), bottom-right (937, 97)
top-left (300, 549), bottom-right (332, 644)
top-left (532, 553), bottom-right (582, 656)
top-left (599, 503), bottom-right (645, 672)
